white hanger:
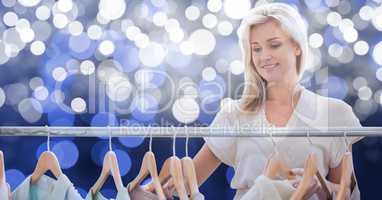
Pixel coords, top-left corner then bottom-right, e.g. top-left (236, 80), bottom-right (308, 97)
top-left (128, 126), bottom-right (166, 200)
top-left (30, 125), bottom-right (62, 183)
top-left (90, 126), bottom-right (123, 196)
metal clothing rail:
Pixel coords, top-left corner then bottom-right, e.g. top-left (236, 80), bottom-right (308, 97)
top-left (0, 126), bottom-right (381, 137)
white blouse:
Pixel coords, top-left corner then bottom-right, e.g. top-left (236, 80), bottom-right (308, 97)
top-left (204, 87), bottom-right (362, 200)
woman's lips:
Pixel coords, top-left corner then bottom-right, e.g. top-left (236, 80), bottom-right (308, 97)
top-left (262, 63), bottom-right (279, 69)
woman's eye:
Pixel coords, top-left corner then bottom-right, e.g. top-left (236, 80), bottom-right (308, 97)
top-left (253, 47), bottom-right (261, 52)
top-left (271, 43), bottom-right (281, 48)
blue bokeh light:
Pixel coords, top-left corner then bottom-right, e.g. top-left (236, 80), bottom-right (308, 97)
top-left (47, 108), bottom-right (75, 126)
top-left (114, 149), bottom-right (132, 176)
top-left (320, 76), bottom-right (349, 100)
top-left (91, 112), bottom-right (119, 127)
top-left (113, 44), bottom-right (140, 73)
top-left (198, 75), bottom-right (226, 105)
top-left (52, 140), bottom-right (79, 169)
top-left (90, 141), bottom-right (109, 167)
top-left (69, 33), bottom-right (92, 54)
top-left (131, 94), bottom-right (159, 122)
top-left (118, 137), bottom-right (144, 148)
top-left (6, 169), bottom-right (25, 191)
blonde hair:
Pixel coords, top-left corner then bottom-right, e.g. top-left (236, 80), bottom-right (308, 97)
top-left (237, 3), bottom-right (310, 113)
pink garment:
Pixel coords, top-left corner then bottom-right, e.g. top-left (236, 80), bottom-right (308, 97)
top-left (129, 186), bottom-right (174, 200)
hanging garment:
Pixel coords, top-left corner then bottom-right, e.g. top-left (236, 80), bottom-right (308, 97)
top-left (190, 191), bottom-right (205, 200)
top-left (240, 175), bottom-right (295, 200)
top-left (85, 186), bottom-right (131, 200)
top-left (12, 174), bottom-right (82, 200)
top-left (204, 85), bottom-right (362, 200)
top-left (129, 185), bottom-right (174, 200)
top-left (0, 182), bottom-right (11, 200)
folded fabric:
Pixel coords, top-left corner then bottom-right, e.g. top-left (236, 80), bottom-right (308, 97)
top-left (12, 174), bottom-right (83, 200)
top-left (240, 175), bottom-right (295, 200)
top-left (85, 186), bottom-right (131, 200)
top-left (129, 184), bottom-right (174, 200)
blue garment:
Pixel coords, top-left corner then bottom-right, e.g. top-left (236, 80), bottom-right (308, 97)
top-left (12, 174), bottom-right (83, 200)
top-left (85, 187), bottom-right (131, 200)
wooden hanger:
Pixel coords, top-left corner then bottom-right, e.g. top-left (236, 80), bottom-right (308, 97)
top-left (156, 156), bottom-right (188, 200)
top-left (264, 151), bottom-right (296, 180)
top-left (90, 150), bottom-right (123, 195)
top-left (336, 131), bottom-right (356, 200)
top-left (263, 125), bottom-right (295, 180)
top-left (153, 132), bottom-right (189, 200)
top-left (181, 128), bottom-right (200, 196)
top-left (30, 150), bottom-right (63, 183)
top-left (0, 151), bottom-right (5, 184)
top-left (336, 152), bottom-right (353, 200)
top-left (128, 151), bottom-right (166, 200)
top-left (30, 128), bottom-right (63, 183)
top-left (290, 154), bottom-right (318, 200)
top-left (181, 157), bottom-right (199, 196)
top-left (306, 133), bottom-right (331, 200)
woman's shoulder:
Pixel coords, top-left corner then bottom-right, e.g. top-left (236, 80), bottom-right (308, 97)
top-left (302, 89), bottom-right (360, 127)
top-left (305, 89), bottom-right (353, 114)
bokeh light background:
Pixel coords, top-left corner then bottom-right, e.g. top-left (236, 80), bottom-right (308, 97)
top-left (0, 0), bottom-right (381, 199)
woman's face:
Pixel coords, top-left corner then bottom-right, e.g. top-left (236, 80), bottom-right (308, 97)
top-left (250, 19), bottom-right (301, 86)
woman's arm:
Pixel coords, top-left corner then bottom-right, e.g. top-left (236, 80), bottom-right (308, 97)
top-left (193, 143), bottom-right (222, 186)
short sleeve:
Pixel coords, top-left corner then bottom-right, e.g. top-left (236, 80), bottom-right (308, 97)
top-left (203, 101), bottom-right (237, 167)
top-left (329, 103), bottom-right (362, 168)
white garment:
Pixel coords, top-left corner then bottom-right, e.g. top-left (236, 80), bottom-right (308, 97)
top-left (204, 87), bottom-right (362, 200)
top-left (12, 174), bottom-right (83, 200)
top-left (86, 186), bottom-right (131, 200)
top-left (240, 175), bottom-right (295, 200)
top-left (190, 191), bottom-right (205, 200)
top-left (0, 182), bottom-right (11, 200)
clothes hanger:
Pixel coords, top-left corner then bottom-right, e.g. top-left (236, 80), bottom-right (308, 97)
top-left (336, 131), bottom-right (353, 200)
top-left (181, 126), bottom-right (200, 196)
top-left (290, 154), bottom-right (318, 200)
top-left (90, 126), bottom-right (123, 196)
top-left (30, 125), bottom-right (63, 183)
top-left (263, 126), bottom-right (295, 180)
top-left (155, 128), bottom-right (189, 200)
top-left (127, 126), bottom-right (166, 200)
top-left (306, 130), bottom-right (332, 200)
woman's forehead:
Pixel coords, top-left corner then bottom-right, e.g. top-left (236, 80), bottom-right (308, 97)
top-left (250, 20), bottom-right (290, 44)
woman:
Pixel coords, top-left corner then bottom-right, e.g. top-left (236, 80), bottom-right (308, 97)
top-left (193, 3), bottom-right (362, 200)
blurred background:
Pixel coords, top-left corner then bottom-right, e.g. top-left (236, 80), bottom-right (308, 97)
top-left (0, 0), bottom-right (381, 199)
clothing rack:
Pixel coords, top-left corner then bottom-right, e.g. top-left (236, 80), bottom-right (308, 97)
top-left (0, 126), bottom-right (381, 137)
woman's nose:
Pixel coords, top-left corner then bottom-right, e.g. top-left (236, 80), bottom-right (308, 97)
top-left (261, 53), bottom-right (273, 62)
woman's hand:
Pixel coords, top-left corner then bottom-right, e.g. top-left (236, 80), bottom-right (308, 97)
top-left (289, 168), bottom-right (321, 200)
top-left (290, 168), bottom-right (351, 200)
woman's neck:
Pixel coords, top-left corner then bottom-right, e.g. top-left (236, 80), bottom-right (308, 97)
top-left (266, 81), bottom-right (301, 105)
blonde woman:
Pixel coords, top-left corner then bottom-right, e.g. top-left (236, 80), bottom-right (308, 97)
top-left (193, 3), bottom-right (362, 200)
